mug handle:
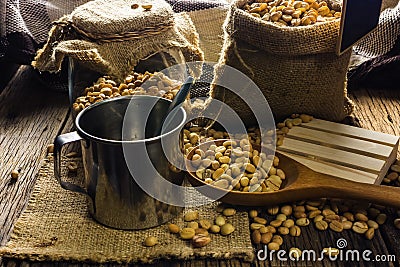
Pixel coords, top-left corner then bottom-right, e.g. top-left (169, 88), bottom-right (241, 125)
top-left (54, 132), bottom-right (87, 194)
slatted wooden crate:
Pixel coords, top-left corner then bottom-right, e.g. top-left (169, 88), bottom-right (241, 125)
top-left (277, 119), bottom-right (400, 184)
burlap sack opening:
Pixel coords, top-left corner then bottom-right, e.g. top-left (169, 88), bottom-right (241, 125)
top-left (32, 0), bottom-right (204, 82)
top-left (211, 0), bottom-right (354, 125)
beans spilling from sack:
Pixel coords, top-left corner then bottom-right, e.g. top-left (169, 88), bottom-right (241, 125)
top-left (239, 0), bottom-right (341, 26)
top-left (72, 71), bottom-right (181, 113)
top-left (250, 199), bottom-right (389, 248)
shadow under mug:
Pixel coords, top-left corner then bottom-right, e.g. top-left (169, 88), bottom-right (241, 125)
top-left (54, 95), bottom-right (186, 230)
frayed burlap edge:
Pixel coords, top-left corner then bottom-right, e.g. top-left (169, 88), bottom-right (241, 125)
top-left (32, 11), bottom-right (204, 82)
top-left (0, 156), bottom-right (254, 264)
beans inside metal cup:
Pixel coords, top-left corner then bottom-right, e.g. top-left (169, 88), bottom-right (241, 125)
top-left (54, 95), bottom-right (186, 230)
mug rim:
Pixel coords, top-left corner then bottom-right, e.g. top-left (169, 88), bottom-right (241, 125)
top-left (75, 95), bottom-right (187, 144)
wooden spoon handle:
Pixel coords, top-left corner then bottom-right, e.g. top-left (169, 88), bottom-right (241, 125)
top-left (309, 173), bottom-right (400, 208)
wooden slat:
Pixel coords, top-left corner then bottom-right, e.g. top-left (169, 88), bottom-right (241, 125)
top-left (279, 138), bottom-right (385, 174)
top-left (302, 119), bottom-right (399, 146)
top-left (0, 66), bottom-right (70, 247)
top-left (278, 151), bottom-right (377, 184)
top-left (286, 126), bottom-right (394, 159)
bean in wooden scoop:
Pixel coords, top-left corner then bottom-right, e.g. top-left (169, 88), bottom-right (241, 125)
top-left (186, 140), bottom-right (400, 208)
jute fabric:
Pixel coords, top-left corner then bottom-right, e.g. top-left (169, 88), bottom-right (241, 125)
top-left (211, 0), bottom-right (354, 125)
top-left (0, 156), bottom-right (253, 264)
top-left (32, 0), bottom-right (204, 82)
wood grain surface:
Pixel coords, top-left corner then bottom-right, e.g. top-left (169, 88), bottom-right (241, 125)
top-left (0, 66), bottom-right (400, 267)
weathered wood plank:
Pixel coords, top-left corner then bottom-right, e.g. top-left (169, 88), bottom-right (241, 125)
top-left (0, 66), bottom-right (70, 248)
top-left (0, 63), bottom-right (19, 93)
top-left (349, 87), bottom-right (400, 266)
top-left (1, 66), bottom-right (400, 267)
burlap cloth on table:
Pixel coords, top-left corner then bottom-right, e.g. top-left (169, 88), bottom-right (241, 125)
top-left (0, 156), bottom-right (254, 264)
top-left (32, 0), bottom-right (204, 82)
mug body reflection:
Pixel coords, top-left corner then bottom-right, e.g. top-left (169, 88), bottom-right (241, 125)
top-left (54, 96), bottom-right (186, 230)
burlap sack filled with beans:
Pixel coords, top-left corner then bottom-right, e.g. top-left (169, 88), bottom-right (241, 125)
top-left (211, 0), bottom-right (354, 125)
top-left (32, 0), bottom-right (204, 81)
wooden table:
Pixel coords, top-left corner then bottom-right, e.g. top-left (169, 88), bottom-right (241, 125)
top-left (1, 66), bottom-right (400, 267)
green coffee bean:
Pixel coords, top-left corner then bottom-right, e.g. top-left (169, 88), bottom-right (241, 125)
top-left (254, 217), bottom-right (267, 225)
top-left (289, 225), bottom-right (301, 236)
top-left (308, 210), bottom-right (321, 218)
top-left (268, 242), bottom-right (280, 251)
top-left (352, 221), bottom-right (368, 234)
top-left (144, 236), bottom-right (158, 247)
top-left (367, 220), bottom-right (379, 230)
top-left (210, 225), bottom-right (220, 234)
top-left (355, 213), bottom-right (368, 222)
top-left (223, 208), bottom-right (237, 217)
top-left (251, 223), bottom-right (265, 230)
top-left (195, 228), bottom-right (209, 236)
top-left (343, 212), bottom-right (355, 222)
top-left (329, 220), bottom-right (343, 232)
top-left (168, 223), bottom-right (180, 234)
top-left (280, 205), bottom-right (293, 216)
top-left (268, 206), bottom-right (280, 215)
top-left (252, 229), bottom-right (261, 244)
top-left (221, 223), bottom-right (235, 236)
top-left (276, 214), bottom-right (287, 222)
top-left (289, 247), bottom-right (302, 260)
top-left (342, 221), bottom-right (353, 230)
top-left (270, 219), bottom-right (283, 227)
top-left (184, 211), bottom-right (199, 222)
top-left (215, 216), bottom-right (226, 226)
top-left (315, 220), bottom-right (328, 231)
top-left (278, 226), bottom-right (289, 235)
top-left (261, 232), bottom-right (273, 244)
top-left (192, 234), bottom-right (211, 248)
top-left (272, 235), bottom-right (283, 245)
top-left (180, 228), bottom-right (196, 239)
top-left (296, 218), bottom-right (310, 226)
top-left (249, 210), bottom-right (258, 218)
top-left (394, 218), bottom-right (400, 229)
top-left (283, 219), bottom-right (295, 228)
top-left (365, 228), bottom-right (375, 240)
top-left (187, 221), bottom-right (199, 229)
top-left (376, 213), bottom-right (387, 225)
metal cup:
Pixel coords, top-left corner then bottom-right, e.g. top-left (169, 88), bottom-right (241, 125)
top-left (54, 96), bottom-right (186, 229)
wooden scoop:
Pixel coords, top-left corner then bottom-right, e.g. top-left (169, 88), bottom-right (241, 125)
top-left (186, 140), bottom-right (400, 207)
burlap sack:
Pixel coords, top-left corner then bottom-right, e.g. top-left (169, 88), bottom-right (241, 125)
top-left (187, 5), bottom-right (230, 62)
top-left (32, 0), bottom-right (204, 81)
top-left (211, 0), bottom-right (354, 125)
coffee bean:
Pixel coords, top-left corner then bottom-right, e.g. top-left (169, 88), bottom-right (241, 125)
top-left (296, 218), bottom-right (310, 226)
top-left (180, 228), bottom-right (196, 239)
top-left (329, 220), bottom-right (343, 232)
top-left (168, 223), bottom-right (180, 234)
top-left (252, 230), bottom-right (261, 244)
top-left (376, 213), bottom-right (387, 225)
top-left (144, 236), bottom-right (158, 247)
top-left (192, 234), bottom-right (211, 247)
top-left (365, 228), bottom-right (375, 240)
top-left (261, 232), bottom-right (273, 244)
top-left (352, 221), bottom-right (368, 234)
top-left (315, 220), bottom-right (328, 231)
top-left (289, 225), bottom-right (301, 236)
